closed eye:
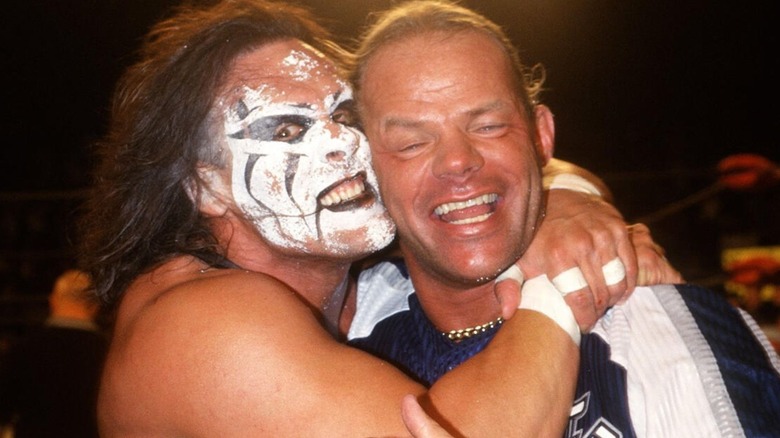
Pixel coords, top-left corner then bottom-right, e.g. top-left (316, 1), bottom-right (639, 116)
top-left (473, 123), bottom-right (507, 135)
top-left (400, 142), bottom-right (425, 152)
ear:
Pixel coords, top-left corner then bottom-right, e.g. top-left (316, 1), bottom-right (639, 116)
top-left (188, 165), bottom-right (231, 217)
top-left (534, 104), bottom-right (555, 165)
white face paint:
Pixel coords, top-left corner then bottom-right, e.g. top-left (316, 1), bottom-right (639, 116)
top-left (219, 41), bottom-right (395, 258)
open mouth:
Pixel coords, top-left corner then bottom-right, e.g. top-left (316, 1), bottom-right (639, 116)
top-left (317, 171), bottom-right (376, 212)
top-left (434, 193), bottom-right (498, 225)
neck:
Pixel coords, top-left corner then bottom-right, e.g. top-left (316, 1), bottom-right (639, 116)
top-left (404, 258), bottom-right (502, 333)
top-left (215, 217), bottom-right (354, 332)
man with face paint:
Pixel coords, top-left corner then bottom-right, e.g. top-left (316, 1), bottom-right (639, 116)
top-left (80, 1), bottom-right (679, 436)
top-left (347, 2), bottom-right (780, 437)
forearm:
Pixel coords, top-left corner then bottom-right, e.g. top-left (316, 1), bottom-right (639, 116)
top-left (426, 311), bottom-right (579, 437)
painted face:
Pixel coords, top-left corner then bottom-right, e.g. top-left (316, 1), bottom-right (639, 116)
top-left (360, 31), bottom-right (553, 286)
top-left (218, 40), bottom-right (395, 258)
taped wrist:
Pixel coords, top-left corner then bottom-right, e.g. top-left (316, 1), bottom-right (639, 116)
top-left (519, 275), bottom-right (581, 345)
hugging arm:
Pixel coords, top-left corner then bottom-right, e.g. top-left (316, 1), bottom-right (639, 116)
top-left (125, 271), bottom-right (578, 437)
top-left (513, 158), bottom-right (682, 330)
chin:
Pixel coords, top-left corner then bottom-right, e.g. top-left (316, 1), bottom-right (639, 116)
top-left (427, 263), bottom-right (501, 287)
top-left (447, 254), bottom-right (520, 284)
top-left (320, 224), bottom-right (396, 257)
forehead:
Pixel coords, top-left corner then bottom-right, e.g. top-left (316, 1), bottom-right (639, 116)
top-left (361, 30), bottom-right (516, 111)
top-left (220, 39), bottom-right (345, 105)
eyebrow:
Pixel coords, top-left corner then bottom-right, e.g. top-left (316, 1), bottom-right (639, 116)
top-left (233, 99), bottom-right (315, 122)
top-left (465, 100), bottom-right (507, 118)
top-left (382, 117), bottom-right (425, 130)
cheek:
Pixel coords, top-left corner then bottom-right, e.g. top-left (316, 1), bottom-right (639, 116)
top-left (353, 130), bottom-right (372, 158)
top-left (492, 142), bottom-right (542, 182)
top-left (230, 150), bottom-right (310, 219)
top-left (248, 166), bottom-right (288, 203)
top-left (241, 152), bottom-right (290, 197)
top-left (370, 154), bottom-right (391, 189)
top-left (377, 164), bottom-right (420, 223)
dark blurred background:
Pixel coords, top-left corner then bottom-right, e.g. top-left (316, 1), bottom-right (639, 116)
top-left (1, 1), bottom-right (777, 341)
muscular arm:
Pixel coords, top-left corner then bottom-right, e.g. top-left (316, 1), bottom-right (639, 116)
top-left (103, 265), bottom-right (576, 437)
top-left (425, 310), bottom-right (578, 437)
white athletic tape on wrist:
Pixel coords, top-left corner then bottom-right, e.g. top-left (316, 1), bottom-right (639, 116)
top-left (520, 276), bottom-right (581, 345)
top-left (546, 173), bottom-right (602, 197)
top-left (601, 257), bottom-right (626, 286)
top-left (551, 267), bottom-right (588, 295)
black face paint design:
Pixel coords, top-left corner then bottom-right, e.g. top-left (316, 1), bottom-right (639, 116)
top-left (244, 153), bottom-right (306, 214)
top-left (228, 98), bottom-right (315, 144)
top-left (229, 114), bottom-right (314, 143)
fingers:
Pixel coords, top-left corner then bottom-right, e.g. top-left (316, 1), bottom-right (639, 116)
top-left (601, 257), bottom-right (627, 286)
top-left (637, 255), bottom-right (684, 285)
top-left (563, 291), bottom-right (597, 332)
top-left (551, 267), bottom-right (588, 294)
top-left (550, 258), bottom-right (628, 298)
top-left (554, 257), bottom-right (628, 332)
top-left (562, 223), bottom-right (635, 313)
top-left (401, 395), bottom-right (453, 438)
top-left (519, 190), bottom-right (640, 330)
top-left (550, 265), bottom-right (599, 332)
top-left (570, 257), bottom-right (612, 315)
top-left (617, 225), bottom-right (639, 295)
top-left (629, 223), bottom-right (685, 285)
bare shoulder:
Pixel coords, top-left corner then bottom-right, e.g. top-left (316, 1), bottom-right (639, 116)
top-left (100, 257), bottom-right (336, 436)
top-left (100, 257), bottom-right (419, 437)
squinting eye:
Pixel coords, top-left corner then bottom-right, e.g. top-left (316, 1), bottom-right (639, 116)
top-left (274, 123), bottom-right (306, 142)
top-left (400, 143), bottom-right (423, 152)
top-left (477, 124), bottom-right (505, 132)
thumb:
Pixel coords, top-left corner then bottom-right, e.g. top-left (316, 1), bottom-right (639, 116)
top-left (401, 394), bottom-right (453, 438)
top-left (495, 265), bottom-right (524, 320)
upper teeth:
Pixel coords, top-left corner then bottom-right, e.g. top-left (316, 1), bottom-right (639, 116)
top-left (434, 193), bottom-right (497, 216)
top-left (321, 179), bottom-right (366, 207)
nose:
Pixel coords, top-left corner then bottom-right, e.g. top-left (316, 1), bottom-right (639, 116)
top-left (326, 150), bottom-right (346, 161)
top-left (432, 131), bottom-right (484, 178)
top-left (320, 122), bottom-right (359, 164)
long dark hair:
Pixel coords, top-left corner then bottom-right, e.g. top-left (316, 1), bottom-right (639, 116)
top-left (79, 0), bottom-right (344, 307)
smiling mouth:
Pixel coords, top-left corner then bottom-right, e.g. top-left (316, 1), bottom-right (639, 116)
top-left (434, 193), bottom-right (498, 225)
top-left (317, 171), bottom-right (376, 212)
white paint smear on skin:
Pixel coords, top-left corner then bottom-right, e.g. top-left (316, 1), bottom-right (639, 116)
top-left (223, 84), bottom-right (395, 256)
top-left (281, 50), bottom-right (322, 82)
